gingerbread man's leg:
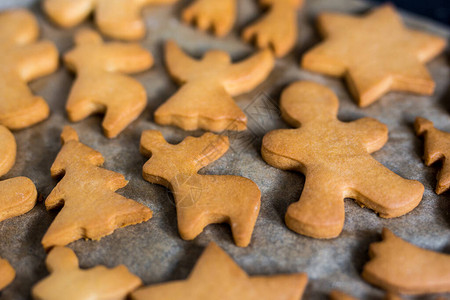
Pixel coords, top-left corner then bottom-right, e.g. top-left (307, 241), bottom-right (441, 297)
top-left (349, 157), bottom-right (424, 218)
top-left (286, 172), bottom-right (346, 239)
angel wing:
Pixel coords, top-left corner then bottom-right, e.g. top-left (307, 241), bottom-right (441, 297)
top-left (222, 49), bottom-right (274, 96)
top-left (164, 40), bottom-right (203, 84)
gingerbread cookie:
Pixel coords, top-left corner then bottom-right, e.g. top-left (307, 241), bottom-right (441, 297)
top-left (132, 242), bottom-right (307, 300)
top-left (0, 258), bottom-right (15, 291)
top-left (261, 81), bottom-right (424, 238)
top-left (43, 0), bottom-right (178, 40)
top-left (363, 228), bottom-right (450, 294)
top-left (140, 130), bottom-right (261, 247)
top-left (32, 246), bottom-right (141, 299)
top-left (182, 0), bottom-right (236, 37)
top-left (42, 126), bottom-right (152, 249)
top-left (301, 4), bottom-right (446, 107)
top-left (64, 29), bottom-right (153, 138)
top-left (329, 291), bottom-right (402, 300)
top-left (242, 0), bottom-right (303, 57)
top-left (0, 125), bottom-right (37, 223)
top-left (0, 9), bottom-right (58, 130)
top-left (415, 117), bottom-right (450, 194)
top-left (155, 41), bottom-right (274, 132)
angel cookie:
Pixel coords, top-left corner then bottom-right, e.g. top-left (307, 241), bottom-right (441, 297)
top-left (32, 247), bottom-right (141, 300)
top-left (182, 0), bottom-right (236, 37)
top-left (301, 5), bottom-right (446, 107)
top-left (140, 130), bottom-right (261, 247)
top-left (242, 0), bottom-right (303, 57)
top-left (262, 81), bottom-right (424, 238)
top-left (43, 0), bottom-right (178, 40)
top-left (42, 126), bottom-right (152, 249)
top-left (132, 242), bottom-right (307, 300)
top-left (0, 9), bottom-right (58, 129)
top-left (155, 41), bottom-right (274, 132)
top-left (415, 117), bottom-right (450, 194)
top-left (0, 125), bottom-right (37, 223)
top-left (64, 29), bottom-right (153, 138)
top-left (363, 228), bottom-right (450, 294)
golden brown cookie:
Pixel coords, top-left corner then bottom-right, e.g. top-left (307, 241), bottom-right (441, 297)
top-left (242, 0), bottom-right (303, 57)
top-left (301, 4), bottom-right (446, 107)
top-left (329, 290), bottom-right (357, 300)
top-left (261, 81), bottom-right (424, 238)
top-left (182, 0), bottom-right (236, 37)
top-left (42, 126), bottom-right (152, 249)
top-left (64, 29), bottom-right (153, 138)
top-left (131, 242), bottom-right (307, 300)
top-left (140, 130), bottom-right (261, 247)
top-left (0, 258), bottom-right (15, 291)
top-left (0, 9), bottom-right (58, 130)
top-left (43, 0), bottom-right (178, 40)
top-left (0, 125), bottom-right (37, 223)
top-left (155, 41), bottom-right (274, 132)
top-left (363, 228), bottom-right (450, 294)
top-left (415, 117), bottom-right (450, 194)
top-left (32, 246), bottom-right (141, 299)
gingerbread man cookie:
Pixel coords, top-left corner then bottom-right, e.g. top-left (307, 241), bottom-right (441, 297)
top-left (182, 0), bottom-right (236, 37)
top-left (42, 126), bottom-right (152, 249)
top-left (132, 242), bottom-right (307, 300)
top-left (0, 258), bottom-right (15, 291)
top-left (0, 125), bottom-right (37, 223)
top-left (415, 117), bottom-right (450, 194)
top-left (0, 9), bottom-right (58, 130)
top-left (140, 130), bottom-right (261, 247)
top-left (32, 246), bottom-right (141, 300)
top-left (363, 228), bottom-right (450, 294)
top-left (43, 0), bottom-right (178, 40)
top-left (242, 0), bottom-right (303, 57)
top-left (301, 5), bottom-right (446, 107)
top-left (155, 41), bottom-right (274, 132)
top-left (262, 81), bottom-right (424, 239)
top-left (64, 29), bottom-right (153, 138)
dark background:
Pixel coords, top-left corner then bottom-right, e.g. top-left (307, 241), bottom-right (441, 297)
top-left (372, 0), bottom-right (450, 25)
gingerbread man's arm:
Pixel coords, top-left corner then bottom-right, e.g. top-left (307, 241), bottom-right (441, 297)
top-left (15, 41), bottom-right (59, 82)
top-left (346, 118), bottom-right (388, 153)
top-left (43, 0), bottom-right (94, 28)
top-left (101, 43), bottom-right (154, 74)
top-left (164, 41), bottom-right (202, 84)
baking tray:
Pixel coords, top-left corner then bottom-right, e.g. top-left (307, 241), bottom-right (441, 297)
top-left (0, 0), bottom-right (449, 299)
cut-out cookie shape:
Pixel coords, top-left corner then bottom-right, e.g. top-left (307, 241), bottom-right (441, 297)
top-left (329, 290), bottom-right (402, 300)
top-left (0, 125), bottom-right (37, 223)
top-left (43, 0), bottom-right (178, 40)
top-left (140, 130), bottom-right (261, 247)
top-left (132, 242), bottom-right (307, 300)
top-left (242, 0), bottom-right (303, 57)
top-left (182, 0), bottom-right (236, 37)
top-left (363, 228), bottom-right (450, 294)
top-left (42, 126), bottom-right (152, 249)
top-left (0, 9), bottom-right (58, 130)
top-left (32, 246), bottom-right (141, 299)
top-left (261, 81), bottom-right (424, 239)
top-left (64, 29), bottom-right (153, 138)
top-left (415, 117), bottom-right (450, 194)
top-left (0, 258), bottom-right (15, 291)
top-left (155, 41), bottom-right (274, 132)
top-left (301, 5), bottom-right (446, 107)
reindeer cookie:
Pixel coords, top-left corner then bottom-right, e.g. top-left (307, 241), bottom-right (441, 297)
top-left (363, 228), bottom-right (450, 294)
top-left (415, 117), bottom-right (450, 194)
top-left (0, 9), bottom-right (58, 130)
top-left (262, 81), bottom-right (424, 239)
top-left (42, 126), bottom-right (152, 249)
top-left (182, 0), bottom-right (236, 37)
top-left (43, 0), bottom-right (178, 40)
top-left (32, 247), bottom-right (141, 300)
top-left (0, 125), bottom-right (37, 223)
top-left (132, 242), bottom-right (308, 300)
top-left (301, 5), bottom-right (446, 107)
top-left (64, 29), bottom-right (153, 138)
top-left (155, 41), bottom-right (274, 132)
top-left (242, 0), bottom-right (303, 57)
top-left (0, 258), bottom-right (15, 291)
top-left (140, 130), bottom-right (261, 247)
